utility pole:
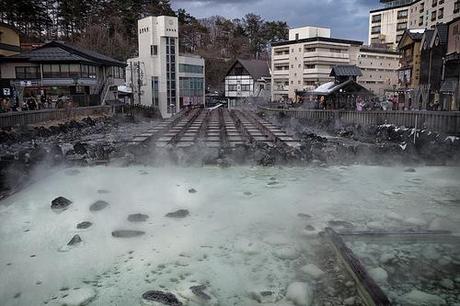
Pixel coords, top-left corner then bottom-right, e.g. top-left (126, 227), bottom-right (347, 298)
top-left (129, 61), bottom-right (134, 118)
top-left (137, 61), bottom-right (142, 107)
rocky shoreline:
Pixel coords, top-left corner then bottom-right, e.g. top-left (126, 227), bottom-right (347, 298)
top-left (1, 112), bottom-right (459, 199)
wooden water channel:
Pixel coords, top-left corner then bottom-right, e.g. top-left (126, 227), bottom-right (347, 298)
top-left (126, 107), bottom-right (301, 149)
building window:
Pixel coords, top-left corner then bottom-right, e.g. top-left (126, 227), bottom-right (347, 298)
top-left (397, 22), bottom-right (408, 31)
top-left (419, 16), bottom-right (424, 26)
top-left (431, 10), bottom-right (436, 21)
top-left (432, 0), bottom-right (437, 7)
top-left (397, 10), bottom-right (408, 19)
top-left (371, 26), bottom-right (381, 34)
top-left (15, 66), bottom-right (40, 79)
top-left (330, 48), bottom-right (342, 53)
top-left (151, 45), bottom-right (158, 56)
top-left (420, 2), bottom-right (424, 12)
top-left (179, 64), bottom-right (203, 74)
top-left (438, 7), bottom-right (444, 19)
top-left (295, 33), bottom-right (299, 40)
top-left (439, 0), bottom-right (444, 3)
top-left (305, 64), bottom-right (315, 69)
top-left (241, 84), bottom-right (251, 91)
top-left (305, 47), bottom-right (316, 52)
top-left (152, 76), bottom-right (159, 107)
top-left (372, 14), bottom-right (381, 23)
top-left (166, 37), bottom-right (176, 113)
top-left (455, 0), bottom-right (460, 13)
top-left (228, 85), bottom-right (237, 91)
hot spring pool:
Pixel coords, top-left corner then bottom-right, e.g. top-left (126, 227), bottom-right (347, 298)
top-left (0, 166), bottom-right (459, 305)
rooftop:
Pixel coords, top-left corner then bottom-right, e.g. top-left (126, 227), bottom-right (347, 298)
top-left (0, 41), bottom-right (125, 66)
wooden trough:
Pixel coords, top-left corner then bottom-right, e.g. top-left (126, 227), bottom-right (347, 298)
top-left (321, 228), bottom-right (458, 306)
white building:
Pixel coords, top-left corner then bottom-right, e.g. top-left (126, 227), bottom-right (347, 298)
top-left (224, 59), bottom-right (271, 105)
top-left (271, 27), bottom-right (363, 101)
top-left (369, 0), bottom-right (460, 49)
top-left (127, 16), bottom-right (205, 118)
top-left (271, 26), bottom-right (402, 100)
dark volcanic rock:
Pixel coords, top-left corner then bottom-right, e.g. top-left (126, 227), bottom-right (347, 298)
top-left (51, 196), bottom-right (72, 210)
top-left (188, 188), bottom-right (197, 194)
top-left (190, 285), bottom-right (211, 300)
top-left (67, 234), bottom-right (82, 246)
top-left (89, 200), bottom-right (109, 211)
top-left (73, 142), bottom-right (87, 155)
top-left (127, 213), bottom-right (149, 222)
top-left (404, 168), bottom-right (416, 173)
top-left (111, 230), bottom-right (145, 238)
top-left (141, 290), bottom-right (183, 306)
top-left (76, 221), bottom-right (93, 229)
top-left (165, 209), bottom-right (190, 218)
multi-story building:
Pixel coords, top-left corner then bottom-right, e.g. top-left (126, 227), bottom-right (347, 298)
top-left (419, 24), bottom-right (448, 108)
top-left (369, 0), bottom-right (460, 49)
top-left (271, 27), bottom-right (362, 101)
top-left (397, 28), bottom-right (425, 108)
top-left (441, 16), bottom-right (460, 110)
top-left (224, 59), bottom-right (271, 106)
top-left (358, 46), bottom-right (401, 95)
top-left (127, 16), bottom-right (205, 118)
top-left (271, 27), bottom-right (401, 101)
top-left (0, 41), bottom-right (125, 106)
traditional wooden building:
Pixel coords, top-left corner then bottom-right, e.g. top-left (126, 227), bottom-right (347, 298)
top-left (305, 65), bottom-right (373, 110)
top-left (0, 41), bottom-right (126, 107)
top-left (419, 24), bottom-right (449, 110)
top-left (441, 17), bottom-right (460, 111)
top-left (224, 59), bottom-right (271, 106)
top-left (397, 29), bottom-right (424, 109)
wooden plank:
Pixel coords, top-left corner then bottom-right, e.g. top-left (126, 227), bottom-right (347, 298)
top-left (321, 228), bottom-right (391, 306)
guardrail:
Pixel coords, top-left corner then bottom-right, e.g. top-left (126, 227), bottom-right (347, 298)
top-left (0, 106), bottom-right (113, 128)
top-left (258, 107), bottom-right (460, 135)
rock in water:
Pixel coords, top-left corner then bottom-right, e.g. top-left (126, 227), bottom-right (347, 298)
top-left (76, 221), bottom-right (92, 229)
top-left (142, 290), bottom-right (183, 306)
top-left (112, 230), bottom-right (145, 238)
top-left (51, 196), bottom-right (72, 210)
top-left (286, 282), bottom-right (312, 306)
top-left (402, 289), bottom-right (446, 305)
top-left (165, 209), bottom-right (190, 218)
top-left (127, 213), bottom-right (149, 222)
top-left (59, 287), bottom-right (96, 306)
top-left (67, 234), bottom-right (82, 246)
top-left (188, 188), bottom-right (197, 194)
top-left (300, 264), bottom-right (325, 280)
top-left (89, 200), bottom-right (109, 212)
top-left (273, 247), bottom-right (299, 260)
top-left (368, 267), bottom-right (388, 283)
top-left (404, 168), bottom-right (416, 173)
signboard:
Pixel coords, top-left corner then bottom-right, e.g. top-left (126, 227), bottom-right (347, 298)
top-left (2, 88), bottom-right (11, 96)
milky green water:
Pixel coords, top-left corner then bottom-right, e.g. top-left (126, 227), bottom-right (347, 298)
top-left (0, 165), bottom-right (459, 305)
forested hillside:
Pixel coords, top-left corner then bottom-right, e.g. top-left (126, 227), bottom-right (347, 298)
top-left (0, 0), bottom-right (288, 90)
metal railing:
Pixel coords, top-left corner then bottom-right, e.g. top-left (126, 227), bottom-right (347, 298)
top-left (0, 106), bottom-right (113, 128)
top-left (258, 107), bottom-right (460, 135)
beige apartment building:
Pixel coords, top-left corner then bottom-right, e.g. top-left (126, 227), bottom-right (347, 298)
top-left (271, 27), bottom-right (401, 101)
top-left (271, 27), bottom-right (362, 101)
top-left (358, 46), bottom-right (401, 95)
top-left (369, 0), bottom-right (460, 49)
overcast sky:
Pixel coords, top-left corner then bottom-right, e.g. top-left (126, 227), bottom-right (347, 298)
top-left (172, 0), bottom-right (377, 43)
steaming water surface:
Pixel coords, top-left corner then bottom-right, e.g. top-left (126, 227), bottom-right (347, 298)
top-left (0, 166), bottom-right (459, 305)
